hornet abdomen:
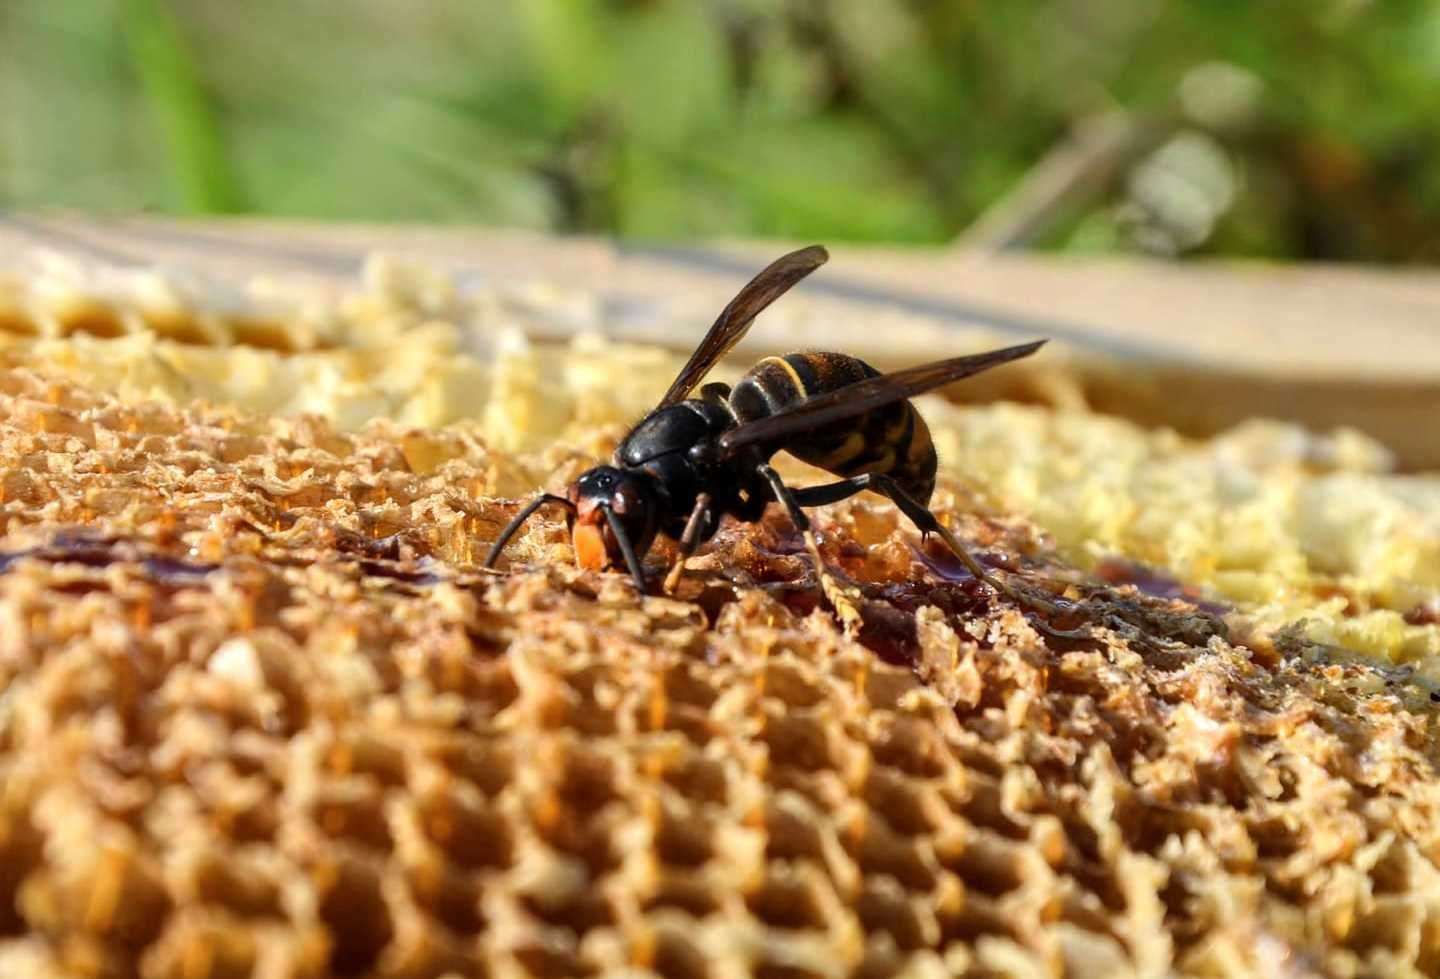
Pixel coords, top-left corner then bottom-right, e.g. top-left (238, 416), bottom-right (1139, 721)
top-left (727, 351), bottom-right (937, 504)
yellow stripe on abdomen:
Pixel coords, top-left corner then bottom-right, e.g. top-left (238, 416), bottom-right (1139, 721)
top-left (757, 356), bottom-right (806, 397)
top-left (906, 413), bottom-right (933, 465)
top-left (735, 351), bottom-right (938, 503)
top-left (803, 430), bottom-right (869, 470)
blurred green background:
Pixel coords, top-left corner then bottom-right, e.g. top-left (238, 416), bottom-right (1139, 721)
top-left (4, 0), bottom-right (1440, 262)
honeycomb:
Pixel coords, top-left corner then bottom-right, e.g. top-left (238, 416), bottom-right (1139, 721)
top-left (0, 250), bottom-right (1436, 673)
top-left (919, 402), bottom-right (1440, 674)
top-left (0, 249), bottom-right (1051, 447)
top-left (2, 366), bottom-right (1440, 979)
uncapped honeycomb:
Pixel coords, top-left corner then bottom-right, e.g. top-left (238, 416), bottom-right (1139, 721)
top-left (2, 246), bottom-right (1440, 977)
top-left (1, 366), bottom-right (1440, 979)
top-left (0, 251), bottom-right (1436, 672)
top-left (0, 249), bottom-right (968, 443)
top-left (920, 402), bottom-right (1440, 675)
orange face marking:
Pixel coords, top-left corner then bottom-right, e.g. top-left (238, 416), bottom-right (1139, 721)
top-left (572, 522), bottom-right (609, 571)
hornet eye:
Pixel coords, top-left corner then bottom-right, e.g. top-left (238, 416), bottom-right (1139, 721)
top-left (613, 485), bottom-right (642, 514)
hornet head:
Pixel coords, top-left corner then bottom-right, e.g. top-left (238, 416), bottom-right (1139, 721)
top-left (566, 466), bottom-right (664, 583)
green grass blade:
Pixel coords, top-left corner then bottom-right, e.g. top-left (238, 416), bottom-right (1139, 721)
top-left (121, 0), bottom-right (245, 213)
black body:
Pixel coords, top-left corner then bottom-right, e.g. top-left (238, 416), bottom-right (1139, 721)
top-left (482, 244), bottom-right (1046, 596)
top-left (611, 350), bottom-right (935, 558)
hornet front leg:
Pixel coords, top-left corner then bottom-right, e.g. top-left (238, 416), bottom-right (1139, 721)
top-left (663, 492), bottom-right (713, 594)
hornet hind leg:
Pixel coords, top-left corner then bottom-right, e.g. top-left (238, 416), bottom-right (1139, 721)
top-left (789, 472), bottom-right (1063, 615)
